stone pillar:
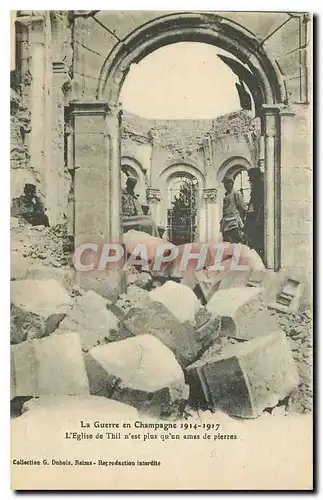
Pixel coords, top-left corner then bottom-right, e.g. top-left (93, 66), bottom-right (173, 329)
top-left (16, 13), bottom-right (53, 212)
top-left (106, 105), bottom-right (122, 244)
top-left (71, 101), bottom-right (110, 247)
top-left (28, 17), bottom-right (46, 195)
top-left (146, 188), bottom-right (161, 225)
top-left (50, 11), bottom-right (73, 225)
top-left (71, 101), bottom-right (124, 299)
top-left (203, 188), bottom-right (219, 242)
top-left (262, 105), bottom-right (281, 271)
top-left (46, 61), bottom-right (66, 225)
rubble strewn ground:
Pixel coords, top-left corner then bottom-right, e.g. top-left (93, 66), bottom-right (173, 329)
top-left (10, 220), bottom-right (313, 421)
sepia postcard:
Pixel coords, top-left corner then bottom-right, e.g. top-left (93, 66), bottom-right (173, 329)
top-left (10, 10), bottom-right (313, 490)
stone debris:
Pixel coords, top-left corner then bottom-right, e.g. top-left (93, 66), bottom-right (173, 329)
top-left (11, 219), bottom-right (70, 268)
top-left (11, 332), bottom-right (89, 399)
top-left (9, 216), bottom-right (311, 421)
top-left (76, 269), bottom-right (125, 302)
top-left (275, 307), bottom-right (312, 413)
top-left (85, 334), bottom-right (189, 417)
top-left (194, 270), bottom-right (221, 304)
top-left (149, 281), bottom-right (202, 324)
top-left (11, 254), bottom-right (75, 290)
top-left (186, 330), bottom-right (299, 418)
top-left (11, 279), bottom-right (73, 342)
top-left (58, 290), bottom-right (123, 351)
top-left (122, 293), bottom-right (217, 367)
top-left (206, 286), bottom-right (279, 340)
top-left (126, 269), bottom-right (152, 289)
top-left (268, 278), bottom-right (303, 314)
top-left (22, 395), bottom-right (138, 419)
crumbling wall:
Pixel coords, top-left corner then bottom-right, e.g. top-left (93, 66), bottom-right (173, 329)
top-left (10, 88), bottom-right (34, 198)
top-left (121, 109), bottom-right (258, 190)
top-left (11, 11), bottom-right (73, 226)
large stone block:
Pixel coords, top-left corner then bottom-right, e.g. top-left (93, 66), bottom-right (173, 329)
top-left (206, 287), bottom-right (279, 340)
top-left (186, 330), bottom-right (299, 418)
top-left (75, 269), bottom-right (125, 302)
top-left (11, 332), bottom-right (89, 399)
top-left (59, 290), bottom-right (122, 352)
top-left (11, 279), bottom-right (73, 343)
top-left (123, 296), bottom-right (217, 367)
top-left (11, 255), bottom-right (75, 290)
top-left (85, 335), bottom-right (188, 417)
top-left (149, 281), bottom-right (202, 324)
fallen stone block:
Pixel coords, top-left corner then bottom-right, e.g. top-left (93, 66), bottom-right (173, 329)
top-left (206, 287), bottom-right (279, 340)
top-left (247, 269), bottom-right (267, 287)
top-left (75, 269), bottom-right (126, 302)
top-left (26, 265), bottom-right (75, 291)
top-left (22, 395), bottom-right (138, 419)
top-left (85, 335), bottom-right (189, 417)
top-left (149, 281), bottom-right (202, 324)
top-left (124, 297), bottom-right (215, 367)
top-left (126, 270), bottom-right (152, 289)
top-left (268, 278), bottom-right (303, 314)
top-left (11, 279), bottom-right (73, 343)
top-left (59, 290), bottom-right (124, 351)
top-left (11, 255), bottom-right (75, 291)
top-left (11, 332), bottom-right (89, 399)
top-left (186, 330), bottom-right (299, 418)
top-left (194, 270), bottom-right (221, 304)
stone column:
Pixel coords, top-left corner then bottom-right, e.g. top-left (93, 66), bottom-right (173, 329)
top-left (16, 13), bottom-right (53, 213)
top-left (50, 11), bottom-right (73, 225)
top-left (71, 101), bottom-right (124, 299)
top-left (27, 16), bottom-right (46, 195)
top-left (106, 105), bottom-right (122, 244)
top-left (203, 188), bottom-right (219, 242)
top-left (261, 105), bottom-right (281, 271)
top-left (71, 101), bottom-right (110, 247)
top-left (46, 61), bottom-right (66, 225)
top-left (146, 188), bottom-right (161, 225)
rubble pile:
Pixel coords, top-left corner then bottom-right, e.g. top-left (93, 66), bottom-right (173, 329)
top-left (275, 307), bottom-right (312, 414)
top-left (11, 217), bottom-right (71, 270)
top-left (10, 228), bottom-right (312, 422)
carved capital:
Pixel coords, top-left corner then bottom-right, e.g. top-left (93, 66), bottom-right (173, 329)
top-left (69, 101), bottom-right (110, 116)
top-left (203, 188), bottom-right (217, 203)
top-left (146, 188), bottom-right (161, 204)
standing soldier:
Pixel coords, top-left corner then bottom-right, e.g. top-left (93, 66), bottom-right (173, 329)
top-left (121, 177), bottom-right (143, 217)
top-left (220, 175), bottom-right (247, 243)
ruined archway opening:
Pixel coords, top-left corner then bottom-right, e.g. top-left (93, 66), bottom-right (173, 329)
top-left (118, 41), bottom-right (260, 249)
top-left (94, 13), bottom-right (282, 269)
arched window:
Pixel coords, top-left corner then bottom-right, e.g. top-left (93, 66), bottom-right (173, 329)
top-left (233, 169), bottom-right (251, 204)
top-left (167, 173), bottom-right (198, 245)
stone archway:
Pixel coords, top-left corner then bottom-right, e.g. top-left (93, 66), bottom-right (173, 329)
top-left (71, 12), bottom-right (285, 271)
top-left (217, 156), bottom-right (253, 183)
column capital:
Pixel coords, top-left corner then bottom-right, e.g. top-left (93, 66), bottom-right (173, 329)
top-left (203, 188), bottom-right (218, 203)
top-left (15, 14), bottom-right (45, 26)
top-left (261, 104), bottom-right (295, 117)
top-left (146, 188), bottom-right (161, 204)
top-left (69, 101), bottom-right (111, 116)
